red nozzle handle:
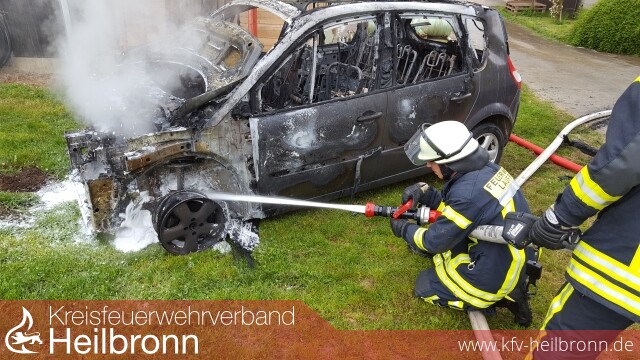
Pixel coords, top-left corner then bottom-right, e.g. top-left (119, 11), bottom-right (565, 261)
top-left (392, 199), bottom-right (413, 219)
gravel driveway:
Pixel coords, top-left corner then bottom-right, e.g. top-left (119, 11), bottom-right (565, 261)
top-left (475, 0), bottom-right (639, 117)
top-left (505, 22), bottom-right (640, 117)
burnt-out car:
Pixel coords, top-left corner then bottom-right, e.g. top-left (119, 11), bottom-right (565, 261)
top-left (65, 0), bottom-right (521, 255)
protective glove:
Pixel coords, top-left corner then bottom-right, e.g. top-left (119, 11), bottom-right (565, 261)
top-left (401, 182), bottom-right (430, 209)
top-left (390, 218), bottom-right (410, 238)
top-left (529, 206), bottom-right (581, 250)
top-left (390, 218), bottom-right (431, 257)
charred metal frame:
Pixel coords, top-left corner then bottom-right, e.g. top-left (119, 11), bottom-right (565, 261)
top-left (65, 1), bottom-right (520, 253)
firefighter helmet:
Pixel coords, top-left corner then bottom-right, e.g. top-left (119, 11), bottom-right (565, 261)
top-left (404, 121), bottom-right (478, 165)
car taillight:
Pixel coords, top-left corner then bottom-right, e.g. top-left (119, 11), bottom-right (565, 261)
top-left (508, 56), bottom-right (522, 89)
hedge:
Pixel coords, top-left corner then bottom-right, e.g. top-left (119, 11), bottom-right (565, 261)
top-left (570, 0), bottom-right (640, 55)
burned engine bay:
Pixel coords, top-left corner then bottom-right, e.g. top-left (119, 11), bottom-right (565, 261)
top-left (66, 10), bottom-right (265, 255)
top-left (65, 0), bottom-right (482, 255)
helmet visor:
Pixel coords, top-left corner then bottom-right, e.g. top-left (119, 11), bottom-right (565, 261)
top-left (404, 123), bottom-right (431, 166)
top-left (404, 122), bottom-right (474, 165)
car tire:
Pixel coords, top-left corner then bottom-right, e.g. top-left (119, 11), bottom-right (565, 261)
top-left (471, 122), bottom-right (506, 164)
top-left (154, 190), bottom-right (227, 255)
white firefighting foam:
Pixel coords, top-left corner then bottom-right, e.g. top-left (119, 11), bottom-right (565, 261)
top-left (112, 191), bottom-right (158, 253)
top-left (0, 179), bottom-right (234, 254)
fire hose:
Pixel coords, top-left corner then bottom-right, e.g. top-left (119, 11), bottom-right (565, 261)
top-left (362, 199), bottom-right (538, 247)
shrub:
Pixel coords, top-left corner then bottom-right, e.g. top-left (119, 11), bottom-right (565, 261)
top-left (569, 0), bottom-right (640, 55)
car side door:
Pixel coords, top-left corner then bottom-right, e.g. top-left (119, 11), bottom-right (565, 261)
top-left (249, 15), bottom-right (387, 200)
top-left (383, 13), bottom-right (478, 180)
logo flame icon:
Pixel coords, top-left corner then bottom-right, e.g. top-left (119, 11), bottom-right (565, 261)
top-left (5, 307), bottom-right (41, 354)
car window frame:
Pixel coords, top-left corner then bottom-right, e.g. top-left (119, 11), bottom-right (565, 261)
top-left (249, 13), bottom-right (386, 116)
top-left (461, 15), bottom-right (488, 70)
top-left (388, 11), bottom-right (467, 90)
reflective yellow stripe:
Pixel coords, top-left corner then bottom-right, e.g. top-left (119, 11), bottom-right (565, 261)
top-left (443, 247), bottom-right (524, 302)
top-left (525, 349), bottom-right (533, 360)
top-left (526, 330), bottom-right (548, 359)
top-left (413, 227), bottom-right (428, 251)
top-left (448, 300), bottom-right (464, 310)
top-left (500, 246), bottom-right (526, 296)
top-left (467, 237), bottom-right (479, 252)
top-left (433, 253), bottom-right (494, 308)
top-left (443, 258), bottom-right (498, 302)
top-left (450, 253), bottom-right (471, 268)
top-left (635, 76), bottom-right (640, 83)
top-left (573, 242), bottom-right (640, 292)
top-left (422, 295), bottom-right (440, 305)
top-left (436, 202), bottom-right (445, 212)
top-left (567, 259), bottom-right (640, 315)
top-left (630, 247), bottom-right (640, 273)
top-left (541, 283), bottom-right (574, 329)
top-left (501, 199), bottom-right (515, 219)
top-left (441, 205), bottom-right (472, 229)
top-left (570, 167), bottom-right (621, 210)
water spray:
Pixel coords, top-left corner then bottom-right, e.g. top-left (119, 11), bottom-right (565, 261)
top-left (207, 191), bottom-right (533, 247)
top-left (207, 193), bottom-right (440, 224)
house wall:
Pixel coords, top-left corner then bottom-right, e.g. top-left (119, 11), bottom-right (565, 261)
top-left (1, 0), bottom-right (290, 73)
top-left (0, 0), bottom-right (228, 58)
top-left (0, 0), bottom-right (63, 57)
top-left (240, 8), bottom-right (286, 51)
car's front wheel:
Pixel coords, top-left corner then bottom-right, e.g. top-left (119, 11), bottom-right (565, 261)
top-left (154, 190), bottom-right (227, 255)
top-left (471, 122), bottom-right (506, 164)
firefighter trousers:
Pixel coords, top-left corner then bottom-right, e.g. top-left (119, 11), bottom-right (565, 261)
top-left (530, 282), bottom-right (634, 360)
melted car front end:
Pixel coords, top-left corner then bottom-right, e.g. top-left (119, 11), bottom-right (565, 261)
top-left (64, 8), bottom-right (267, 254)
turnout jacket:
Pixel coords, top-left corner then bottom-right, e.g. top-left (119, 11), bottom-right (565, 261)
top-left (554, 77), bottom-right (640, 321)
top-left (402, 162), bottom-right (532, 309)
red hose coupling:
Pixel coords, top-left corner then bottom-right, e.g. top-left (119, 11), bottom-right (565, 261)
top-left (364, 202), bottom-right (376, 217)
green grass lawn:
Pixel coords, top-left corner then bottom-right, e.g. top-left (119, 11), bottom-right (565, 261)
top-left (500, 4), bottom-right (640, 57)
top-left (499, 8), bottom-right (577, 44)
top-left (0, 84), bottom-right (78, 178)
top-left (0, 83), bottom-right (596, 330)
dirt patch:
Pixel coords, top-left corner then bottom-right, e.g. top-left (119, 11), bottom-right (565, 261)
top-left (0, 204), bottom-right (20, 220)
top-left (0, 70), bottom-right (53, 88)
top-left (0, 167), bottom-right (49, 192)
top-left (0, 203), bottom-right (16, 217)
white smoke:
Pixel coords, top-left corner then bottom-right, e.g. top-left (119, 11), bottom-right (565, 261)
top-left (54, 0), bottom-right (184, 137)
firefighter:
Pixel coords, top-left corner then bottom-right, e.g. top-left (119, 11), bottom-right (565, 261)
top-left (528, 77), bottom-right (640, 359)
top-left (390, 120), bottom-right (536, 326)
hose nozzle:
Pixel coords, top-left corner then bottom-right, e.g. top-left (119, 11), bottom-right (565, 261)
top-left (364, 202), bottom-right (440, 225)
top-left (364, 202), bottom-right (396, 218)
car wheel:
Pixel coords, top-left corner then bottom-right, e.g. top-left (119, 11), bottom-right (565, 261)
top-left (471, 122), bottom-right (506, 164)
top-left (154, 190), bottom-right (227, 255)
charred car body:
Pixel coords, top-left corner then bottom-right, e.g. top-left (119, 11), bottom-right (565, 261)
top-left (65, 0), bottom-right (522, 255)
